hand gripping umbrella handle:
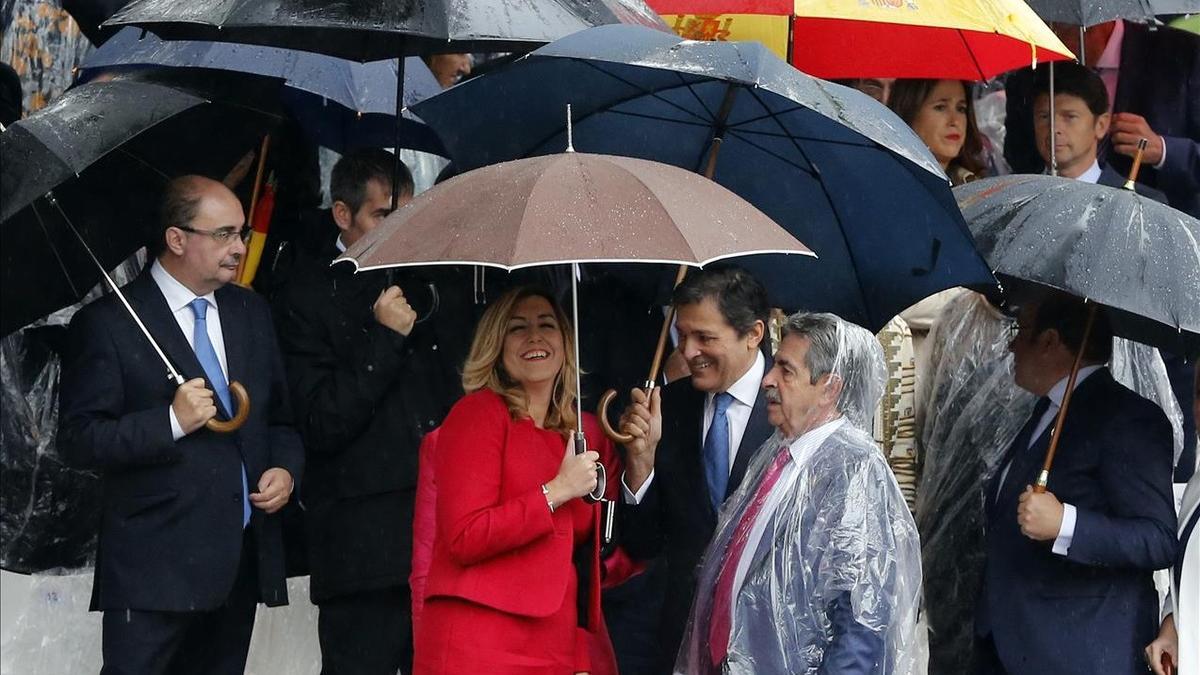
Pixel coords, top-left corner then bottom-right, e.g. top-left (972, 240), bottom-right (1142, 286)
top-left (205, 381), bottom-right (251, 433)
top-left (574, 431), bottom-right (606, 503)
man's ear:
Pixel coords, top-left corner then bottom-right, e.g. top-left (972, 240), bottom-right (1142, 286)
top-left (164, 227), bottom-right (186, 256)
top-left (332, 200), bottom-right (353, 231)
top-left (1095, 111), bottom-right (1111, 141)
top-left (746, 319), bottom-right (766, 351)
top-left (820, 373), bottom-right (843, 407)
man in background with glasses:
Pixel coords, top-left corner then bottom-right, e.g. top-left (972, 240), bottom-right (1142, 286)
top-left (58, 175), bottom-right (305, 675)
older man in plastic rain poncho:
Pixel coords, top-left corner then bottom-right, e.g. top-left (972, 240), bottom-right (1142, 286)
top-left (676, 312), bottom-right (922, 675)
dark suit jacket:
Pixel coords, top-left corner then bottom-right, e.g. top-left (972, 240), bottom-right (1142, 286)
top-left (620, 358), bottom-right (775, 669)
top-left (1005, 23), bottom-right (1200, 217)
top-left (58, 269), bottom-right (305, 612)
top-left (271, 234), bottom-right (476, 603)
top-left (976, 369), bottom-right (1177, 674)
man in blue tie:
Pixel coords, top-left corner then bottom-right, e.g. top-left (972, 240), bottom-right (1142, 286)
top-left (617, 266), bottom-right (776, 673)
top-left (974, 290), bottom-right (1176, 674)
top-left (59, 175), bottom-right (305, 675)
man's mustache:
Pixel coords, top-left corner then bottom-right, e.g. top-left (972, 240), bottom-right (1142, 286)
top-left (764, 387), bottom-right (781, 404)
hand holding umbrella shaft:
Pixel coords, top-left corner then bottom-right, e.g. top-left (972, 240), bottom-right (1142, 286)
top-left (374, 285), bottom-right (416, 336)
top-left (173, 377), bottom-right (217, 434)
top-left (620, 387), bottom-right (661, 492)
top-left (547, 449), bottom-right (601, 505)
top-left (1018, 486), bottom-right (1064, 541)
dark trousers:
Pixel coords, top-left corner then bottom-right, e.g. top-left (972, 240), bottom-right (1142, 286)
top-left (318, 586), bottom-right (412, 675)
top-left (100, 534), bottom-right (259, 675)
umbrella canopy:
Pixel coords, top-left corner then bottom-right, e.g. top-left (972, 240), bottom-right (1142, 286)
top-left (1024, 0), bottom-right (1200, 27)
top-left (413, 24), bottom-right (998, 331)
top-left (102, 0), bottom-right (667, 61)
top-left (649, 0), bottom-right (1074, 79)
top-left (0, 70), bottom-right (282, 336)
top-left (79, 26), bottom-right (446, 154)
top-left (956, 174), bottom-right (1200, 356)
top-left (338, 151), bottom-right (814, 272)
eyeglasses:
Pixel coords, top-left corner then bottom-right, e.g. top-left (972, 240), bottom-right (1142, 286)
top-left (175, 225), bottom-right (252, 244)
top-left (1002, 317), bottom-right (1035, 341)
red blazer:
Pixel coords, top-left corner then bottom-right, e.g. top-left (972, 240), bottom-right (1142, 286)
top-left (422, 389), bottom-right (630, 672)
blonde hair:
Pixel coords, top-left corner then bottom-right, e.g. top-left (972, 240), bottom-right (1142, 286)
top-left (461, 286), bottom-right (579, 437)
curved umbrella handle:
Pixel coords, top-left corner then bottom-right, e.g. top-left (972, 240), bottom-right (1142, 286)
top-left (206, 381), bottom-right (250, 433)
top-left (598, 388), bottom-right (634, 445)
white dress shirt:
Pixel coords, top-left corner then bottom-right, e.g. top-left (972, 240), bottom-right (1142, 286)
top-left (731, 417), bottom-right (845, 601)
top-left (997, 365), bottom-right (1103, 555)
top-left (1074, 160), bottom-right (1103, 185)
top-left (152, 261), bottom-right (229, 440)
top-left (623, 351), bottom-right (767, 504)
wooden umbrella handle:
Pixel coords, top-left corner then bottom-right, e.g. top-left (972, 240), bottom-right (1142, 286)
top-left (206, 381), bottom-right (250, 433)
top-left (1122, 137), bottom-right (1148, 191)
top-left (1033, 305), bottom-right (1097, 493)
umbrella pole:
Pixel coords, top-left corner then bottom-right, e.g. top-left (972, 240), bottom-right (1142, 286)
top-left (1033, 302), bottom-right (1098, 493)
top-left (47, 194), bottom-right (251, 434)
top-left (1122, 137), bottom-right (1149, 190)
top-left (1049, 61), bottom-right (1057, 176)
top-left (1078, 25), bottom-right (1086, 67)
top-left (572, 262), bottom-right (606, 503)
top-left (596, 85), bottom-right (740, 443)
top-left (392, 55), bottom-right (407, 212)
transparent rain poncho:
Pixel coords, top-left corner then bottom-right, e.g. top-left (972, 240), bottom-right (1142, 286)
top-left (915, 292), bottom-right (1187, 673)
top-left (676, 313), bottom-right (923, 675)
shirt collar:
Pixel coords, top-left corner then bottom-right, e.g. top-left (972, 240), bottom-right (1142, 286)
top-left (709, 350), bottom-right (766, 409)
top-left (335, 235), bottom-right (348, 254)
top-left (1096, 19), bottom-right (1124, 70)
top-left (1077, 160), bottom-right (1103, 184)
top-left (1046, 365), bottom-right (1104, 408)
top-left (786, 417), bottom-right (846, 465)
top-left (150, 260), bottom-right (218, 313)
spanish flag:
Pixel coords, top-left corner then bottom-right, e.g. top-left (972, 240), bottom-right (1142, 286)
top-left (236, 173), bottom-right (276, 287)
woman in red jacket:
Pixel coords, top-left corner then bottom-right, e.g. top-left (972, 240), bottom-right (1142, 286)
top-left (414, 286), bottom-right (622, 675)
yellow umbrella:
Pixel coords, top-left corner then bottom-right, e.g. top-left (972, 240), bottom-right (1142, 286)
top-left (653, 0), bottom-right (1074, 80)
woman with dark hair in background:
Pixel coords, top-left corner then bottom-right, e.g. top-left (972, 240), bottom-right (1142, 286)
top-left (889, 79), bottom-right (987, 186)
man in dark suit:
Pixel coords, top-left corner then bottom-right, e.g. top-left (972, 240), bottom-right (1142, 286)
top-left (974, 290), bottom-right (1177, 674)
top-left (618, 267), bottom-right (776, 673)
top-left (271, 148), bottom-right (476, 675)
top-left (1030, 62), bottom-right (1168, 199)
top-left (1005, 21), bottom-right (1199, 217)
top-left (58, 175), bottom-right (304, 675)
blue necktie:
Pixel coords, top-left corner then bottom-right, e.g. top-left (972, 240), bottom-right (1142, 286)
top-left (704, 392), bottom-right (734, 511)
top-left (190, 298), bottom-right (251, 527)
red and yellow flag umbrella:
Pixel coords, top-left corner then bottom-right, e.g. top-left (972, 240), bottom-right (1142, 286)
top-left (651, 0), bottom-right (1074, 80)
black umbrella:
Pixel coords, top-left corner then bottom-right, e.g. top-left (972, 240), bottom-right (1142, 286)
top-left (956, 174), bottom-right (1200, 357)
top-left (1024, 0), bottom-right (1200, 27)
top-left (100, 0), bottom-right (667, 205)
top-left (0, 69), bottom-right (282, 337)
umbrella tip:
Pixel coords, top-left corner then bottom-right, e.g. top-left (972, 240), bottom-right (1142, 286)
top-left (565, 103), bottom-right (575, 153)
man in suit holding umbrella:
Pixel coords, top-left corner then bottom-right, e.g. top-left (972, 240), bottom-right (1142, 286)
top-left (618, 266), bottom-right (776, 673)
top-left (58, 175), bottom-right (304, 675)
top-left (975, 290), bottom-right (1177, 674)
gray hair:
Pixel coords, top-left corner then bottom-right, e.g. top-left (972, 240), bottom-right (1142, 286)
top-left (780, 311), bottom-right (885, 429)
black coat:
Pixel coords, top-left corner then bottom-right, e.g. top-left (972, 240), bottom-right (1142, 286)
top-left (619, 360), bottom-right (775, 670)
top-left (272, 234), bottom-right (476, 603)
top-left (58, 269), bottom-right (305, 611)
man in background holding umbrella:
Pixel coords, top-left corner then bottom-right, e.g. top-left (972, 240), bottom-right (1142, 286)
top-left (618, 267), bottom-right (776, 673)
top-left (57, 175), bottom-right (305, 675)
top-left (975, 290), bottom-right (1177, 674)
top-left (271, 149), bottom-right (474, 675)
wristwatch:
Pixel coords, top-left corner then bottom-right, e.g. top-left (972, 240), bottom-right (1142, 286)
top-left (541, 483), bottom-right (556, 513)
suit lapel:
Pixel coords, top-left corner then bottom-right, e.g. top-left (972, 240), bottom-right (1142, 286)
top-left (125, 271), bottom-right (205, 383)
top-left (215, 285), bottom-right (248, 392)
top-left (728, 385), bottom-right (773, 498)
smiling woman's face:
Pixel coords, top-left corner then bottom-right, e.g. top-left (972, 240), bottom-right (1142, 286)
top-left (501, 295), bottom-right (566, 389)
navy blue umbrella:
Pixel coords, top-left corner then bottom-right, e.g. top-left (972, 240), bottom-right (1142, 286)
top-left (80, 27), bottom-right (445, 154)
top-left (414, 24), bottom-right (997, 331)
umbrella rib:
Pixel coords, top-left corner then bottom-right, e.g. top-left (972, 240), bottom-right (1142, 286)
top-left (742, 86), bottom-right (874, 322)
top-left (721, 130), bottom-right (817, 175)
top-left (956, 29), bottom-right (987, 81)
top-left (521, 60), bottom-right (718, 154)
top-left (30, 199), bottom-right (83, 300)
